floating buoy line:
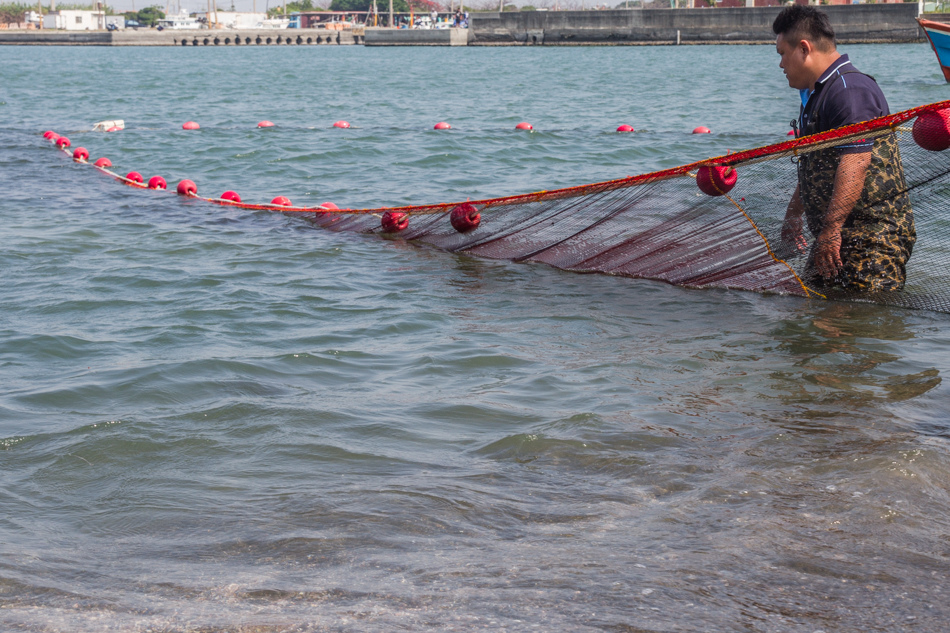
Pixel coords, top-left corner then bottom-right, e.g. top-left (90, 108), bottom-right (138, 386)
top-left (46, 105), bottom-right (948, 236)
top-left (40, 119), bottom-right (737, 235)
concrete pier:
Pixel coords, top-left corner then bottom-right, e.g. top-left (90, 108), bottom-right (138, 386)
top-left (469, 4), bottom-right (921, 46)
top-left (0, 28), bottom-right (360, 46)
top-left (363, 27), bottom-right (471, 46)
top-left (0, 5), bottom-right (922, 47)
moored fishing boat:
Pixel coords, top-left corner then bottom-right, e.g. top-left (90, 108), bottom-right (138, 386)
top-left (918, 17), bottom-right (950, 82)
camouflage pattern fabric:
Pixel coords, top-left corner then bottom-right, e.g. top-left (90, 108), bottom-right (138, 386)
top-left (798, 132), bottom-right (916, 292)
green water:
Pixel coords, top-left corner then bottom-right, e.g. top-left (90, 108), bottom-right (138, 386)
top-left (1, 44), bottom-right (949, 632)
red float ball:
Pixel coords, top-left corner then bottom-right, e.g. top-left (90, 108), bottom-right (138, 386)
top-left (106, 126), bottom-right (121, 132)
top-left (333, 121), bottom-right (350, 129)
top-left (515, 122), bottom-right (533, 131)
top-left (787, 130), bottom-right (795, 136)
top-left (450, 203), bottom-right (481, 233)
top-left (72, 147), bottom-right (89, 162)
top-left (56, 136), bottom-right (71, 148)
top-left (126, 171), bottom-right (144, 184)
top-left (913, 108), bottom-right (950, 152)
top-left (617, 124), bottom-right (635, 133)
top-left (320, 201), bottom-right (339, 210)
top-left (257, 120), bottom-right (275, 128)
top-left (692, 126), bottom-right (712, 135)
top-left (94, 157), bottom-right (112, 168)
top-left (48, 132), bottom-right (60, 142)
top-left (434, 122), bottom-right (451, 130)
top-left (271, 196), bottom-right (292, 207)
top-left (43, 130), bottom-right (55, 139)
top-left (696, 165), bottom-right (738, 197)
top-left (176, 179), bottom-right (197, 196)
top-left (148, 176), bottom-right (167, 190)
top-left (381, 211), bottom-right (409, 232)
top-left (221, 190), bottom-right (241, 203)
top-left (182, 121), bottom-right (200, 130)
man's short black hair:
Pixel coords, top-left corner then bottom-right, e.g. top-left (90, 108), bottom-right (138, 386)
top-left (772, 5), bottom-right (836, 52)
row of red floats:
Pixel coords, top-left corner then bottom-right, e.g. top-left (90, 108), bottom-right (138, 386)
top-left (49, 110), bottom-right (950, 234)
top-left (174, 120), bottom-right (708, 134)
top-left (43, 129), bottom-right (482, 233)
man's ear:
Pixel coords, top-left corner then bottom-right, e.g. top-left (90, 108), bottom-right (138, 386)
top-left (798, 38), bottom-right (813, 57)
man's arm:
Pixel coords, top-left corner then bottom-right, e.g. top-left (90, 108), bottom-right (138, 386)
top-left (814, 151), bottom-right (872, 278)
top-left (780, 184), bottom-right (807, 256)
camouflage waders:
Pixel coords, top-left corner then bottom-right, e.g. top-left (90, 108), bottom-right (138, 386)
top-left (798, 132), bottom-right (916, 292)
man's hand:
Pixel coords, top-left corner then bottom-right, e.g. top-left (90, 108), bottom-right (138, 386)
top-left (814, 227), bottom-right (843, 277)
top-left (812, 151), bottom-right (871, 277)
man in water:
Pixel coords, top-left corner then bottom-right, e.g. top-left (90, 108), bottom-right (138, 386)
top-left (775, 5), bottom-right (915, 292)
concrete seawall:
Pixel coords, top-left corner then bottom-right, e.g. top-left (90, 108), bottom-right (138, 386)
top-left (470, 5), bottom-right (922, 46)
top-left (364, 27), bottom-right (471, 46)
top-left (0, 5), bottom-right (922, 47)
top-left (0, 28), bottom-right (359, 46)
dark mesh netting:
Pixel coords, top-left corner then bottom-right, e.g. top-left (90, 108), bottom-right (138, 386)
top-left (307, 100), bottom-right (950, 314)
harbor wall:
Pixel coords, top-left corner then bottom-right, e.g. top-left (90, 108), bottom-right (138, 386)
top-left (469, 4), bottom-right (922, 45)
top-left (0, 5), bottom-right (922, 47)
top-left (364, 27), bottom-right (471, 46)
top-left (0, 28), bottom-right (359, 46)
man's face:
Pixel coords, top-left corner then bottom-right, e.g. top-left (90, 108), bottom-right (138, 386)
top-left (776, 33), bottom-right (809, 90)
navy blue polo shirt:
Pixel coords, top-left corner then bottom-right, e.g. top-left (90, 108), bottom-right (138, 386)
top-left (798, 54), bottom-right (889, 154)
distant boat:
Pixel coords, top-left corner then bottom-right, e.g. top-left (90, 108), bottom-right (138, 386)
top-left (257, 17), bottom-right (290, 29)
top-left (157, 9), bottom-right (202, 30)
top-left (918, 17), bottom-right (950, 82)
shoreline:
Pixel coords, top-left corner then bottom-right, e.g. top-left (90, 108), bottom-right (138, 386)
top-left (0, 5), bottom-right (924, 47)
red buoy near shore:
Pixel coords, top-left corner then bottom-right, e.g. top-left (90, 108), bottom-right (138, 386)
top-left (333, 121), bottom-right (350, 129)
top-left (72, 147), bottom-right (89, 162)
top-left (450, 203), bottom-right (481, 233)
top-left (257, 120), bottom-right (275, 128)
top-left (696, 166), bottom-right (738, 196)
top-left (913, 108), bottom-right (950, 151)
top-left (221, 191), bottom-right (241, 202)
top-left (126, 171), bottom-right (144, 183)
top-left (94, 157), bottom-right (112, 168)
top-left (56, 137), bottom-right (71, 148)
top-left (271, 196), bottom-right (292, 206)
top-left (434, 122), bottom-right (451, 130)
top-left (692, 126), bottom-right (712, 135)
top-left (177, 179), bottom-right (197, 196)
top-left (515, 122), bottom-right (533, 131)
top-left (381, 211), bottom-right (409, 232)
top-left (617, 124), bottom-right (635, 133)
top-left (148, 176), bottom-right (167, 190)
top-left (182, 121), bottom-right (200, 130)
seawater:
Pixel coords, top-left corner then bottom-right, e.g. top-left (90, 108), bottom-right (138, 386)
top-left (1, 43), bottom-right (949, 632)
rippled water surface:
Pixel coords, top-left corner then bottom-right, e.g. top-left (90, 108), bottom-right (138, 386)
top-left (2, 43), bottom-right (950, 632)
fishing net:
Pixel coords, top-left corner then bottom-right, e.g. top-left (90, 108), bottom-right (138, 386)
top-left (46, 99), bottom-right (950, 313)
top-left (302, 100), bottom-right (950, 313)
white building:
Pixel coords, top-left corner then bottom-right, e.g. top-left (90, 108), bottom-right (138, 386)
top-left (194, 11), bottom-right (268, 29)
top-left (43, 10), bottom-right (106, 30)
